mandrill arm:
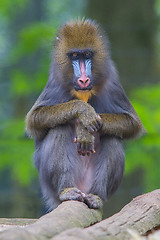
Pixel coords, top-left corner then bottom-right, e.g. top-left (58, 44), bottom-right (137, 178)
top-left (99, 112), bottom-right (145, 139)
top-left (74, 111), bottom-right (144, 155)
top-left (26, 99), bottom-right (101, 140)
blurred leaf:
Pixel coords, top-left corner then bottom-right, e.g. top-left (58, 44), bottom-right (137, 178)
top-left (0, 119), bottom-right (36, 185)
top-left (10, 22), bottom-right (56, 62)
top-left (9, 22), bottom-right (55, 96)
top-left (10, 65), bottom-right (48, 96)
top-left (125, 84), bottom-right (160, 191)
top-left (11, 70), bottom-right (31, 96)
top-left (0, 0), bottom-right (27, 17)
top-left (155, 0), bottom-right (160, 15)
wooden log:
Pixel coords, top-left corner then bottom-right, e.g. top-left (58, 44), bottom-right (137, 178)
top-left (0, 190), bottom-right (160, 240)
top-left (0, 218), bottom-right (36, 232)
top-left (51, 189), bottom-right (160, 240)
top-left (0, 200), bottom-right (102, 240)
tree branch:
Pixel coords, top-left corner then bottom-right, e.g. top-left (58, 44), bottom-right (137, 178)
top-left (0, 201), bottom-right (102, 240)
top-left (0, 190), bottom-right (160, 240)
top-left (51, 189), bottom-right (160, 240)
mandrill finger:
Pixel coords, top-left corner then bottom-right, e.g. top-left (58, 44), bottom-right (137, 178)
top-left (94, 122), bottom-right (100, 131)
top-left (97, 114), bottom-right (101, 120)
top-left (87, 126), bottom-right (95, 134)
top-left (87, 151), bottom-right (90, 156)
top-left (79, 143), bottom-right (93, 156)
top-left (78, 150), bottom-right (82, 155)
top-left (87, 143), bottom-right (93, 151)
top-left (77, 143), bottom-right (87, 156)
top-left (97, 121), bottom-right (102, 130)
top-left (96, 118), bottom-right (102, 129)
top-left (81, 152), bottom-right (86, 156)
top-left (91, 147), bottom-right (96, 154)
top-left (81, 143), bottom-right (86, 151)
top-left (86, 144), bottom-right (95, 155)
top-left (81, 144), bottom-right (89, 156)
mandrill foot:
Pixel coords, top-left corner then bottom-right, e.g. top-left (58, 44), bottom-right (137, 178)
top-left (59, 187), bottom-right (84, 202)
top-left (59, 188), bottom-right (103, 209)
top-left (84, 193), bottom-right (103, 209)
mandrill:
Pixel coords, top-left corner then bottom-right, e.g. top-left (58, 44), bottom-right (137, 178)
top-left (26, 19), bottom-right (145, 210)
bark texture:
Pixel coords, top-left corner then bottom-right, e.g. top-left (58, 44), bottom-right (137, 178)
top-left (0, 190), bottom-right (160, 240)
top-left (0, 200), bottom-right (102, 240)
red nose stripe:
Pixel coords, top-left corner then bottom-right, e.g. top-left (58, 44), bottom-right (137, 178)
top-left (78, 61), bottom-right (90, 88)
top-left (79, 61), bottom-right (88, 81)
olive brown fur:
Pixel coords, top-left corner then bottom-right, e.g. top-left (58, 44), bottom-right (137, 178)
top-left (26, 18), bottom-right (145, 210)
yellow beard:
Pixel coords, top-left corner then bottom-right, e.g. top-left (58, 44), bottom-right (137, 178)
top-left (71, 89), bottom-right (96, 102)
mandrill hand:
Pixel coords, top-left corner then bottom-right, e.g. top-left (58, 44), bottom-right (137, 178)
top-left (77, 101), bottom-right (102, 134)
top-left (74, 122), bottom-right (96, 156)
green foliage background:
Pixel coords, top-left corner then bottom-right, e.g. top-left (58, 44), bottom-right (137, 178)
top-left (125, 85), bottom-right (160, 191)
top-left (0, 0), bottom-right (159, 217)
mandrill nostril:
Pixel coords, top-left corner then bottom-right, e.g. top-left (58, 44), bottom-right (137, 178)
top-left (78, 78), bottom-right (90, 88)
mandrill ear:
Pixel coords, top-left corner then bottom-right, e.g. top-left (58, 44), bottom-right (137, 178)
top-left (56, 37), bottom-right (60, 42)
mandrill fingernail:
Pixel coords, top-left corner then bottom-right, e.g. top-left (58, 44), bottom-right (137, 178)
top-left (93, 149), bottom-right (96, 154)
top-left (97, 114), bottom-right (101, 120)
top-left (82, 192), bottom-right (86, 198)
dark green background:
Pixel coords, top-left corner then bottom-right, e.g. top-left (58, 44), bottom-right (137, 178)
top-left (0, 0), bottom-right (159, 219)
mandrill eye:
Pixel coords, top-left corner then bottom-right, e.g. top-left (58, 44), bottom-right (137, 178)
top-left (70, 52), bottom-right (79, 60)
top-left (84, 51), bottom-right (92, 59)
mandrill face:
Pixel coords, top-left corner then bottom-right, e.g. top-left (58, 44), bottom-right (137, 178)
top-left (54, 19), bottom-right (108, 102)
top-left (68, 48), bottom-right (95, 102)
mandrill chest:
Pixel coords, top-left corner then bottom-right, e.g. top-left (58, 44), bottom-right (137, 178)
top-left (71, 90), bottom-right (94, 103)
